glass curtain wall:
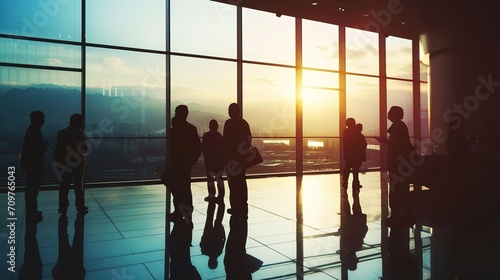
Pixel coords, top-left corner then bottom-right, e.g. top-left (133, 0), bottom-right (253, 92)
top-left (0, 0), bottom-right (426, 187)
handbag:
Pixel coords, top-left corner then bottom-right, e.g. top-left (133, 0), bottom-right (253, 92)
top-left (241, 146), bottom-right (263, 169)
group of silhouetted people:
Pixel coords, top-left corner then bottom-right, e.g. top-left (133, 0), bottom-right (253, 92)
top-left (165, 102), bottom-right (253, 224)
top-left (21, 111), bottom-right (89, 223)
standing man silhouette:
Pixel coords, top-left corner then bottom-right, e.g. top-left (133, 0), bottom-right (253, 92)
top-left (202, 119), bottom-right (225, 203)
top-left (54, 113), bottom-right (88, 214)
top-left (168, 105), bottom-right (201, 223)
top-left (22, 110), bottom-right (48, 222)
top-left (376, 106), bottom-right (415, 227)
top-left (223, 103), bottom-right (252, 216)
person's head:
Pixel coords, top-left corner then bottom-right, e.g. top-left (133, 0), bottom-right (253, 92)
top-left (175, 105), bottom-right (189, 121)
top-left (228, 103), bottom-right (240, 118)
top-left (346, 118), bottom-right (356, 128)
top-left (356, 123), bottom-right (363, 132)
top-left (388, 106), bottom-right (404, 122)
top-left (209, 119), bottom-right (218, 131)
top-left (30, 110), bottom-right (45, 128)
top-left (69, 113), bottom-right (83, 130)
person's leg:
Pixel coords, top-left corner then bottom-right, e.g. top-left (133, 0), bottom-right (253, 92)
top-left (25, 169), bottom-right (42, 220)
top-left (343, 161), bottom-right (352, 189)
top-left (352, 161), bottom-right (362, 189)
top-left (214, 167), bottom-right (225, 200)
top-left (58, 173), bottom-right (71, 214)
top-left (205, 168), bottom-right (216, 200)
top-left (73, 166), bottom-right (87, 212)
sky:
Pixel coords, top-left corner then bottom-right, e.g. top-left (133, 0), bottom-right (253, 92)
top-left (0, 0), bottom-right (426, 137)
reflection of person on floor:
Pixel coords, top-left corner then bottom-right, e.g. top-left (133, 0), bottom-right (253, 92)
top-left (224, 214), bottom-right (251, 279)
top-left (19, 220), bottom-right (43, 279)
top-left (52, 213), bottom-right (86, 280)
top-left (376, 106), bottom-right (415, 227)
top-left (169, 219), bottom-right (201, 280)
top-left (202, 119), bottom-right (225, 203)
top-left (339, 192), bottom-right (368, 271)
top-left (200, 201), bottom-right (226, 269)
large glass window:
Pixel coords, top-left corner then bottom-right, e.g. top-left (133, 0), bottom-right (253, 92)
top-left (346, 75), bottom-right (380, 136)
top-left (87, 0), bottom-right (166, 50)
top-left (85, 47), bottom-right (167, 135)
top-left (243, 8), bottom-right (295, 65)
top-left (0, 0), bottom-right (81, 41)
top-left (243, 64), bottom-right (295, 137)
top-left (0, 37), bottom-right (80, 68)
top-left (387, 79), bottom-right (414, 137)
top-left (386, 36), bottom-right (412, 79)
top-left (170, 0), bottom-right (236, 58)
top-left (346, 28), bottom-right (378, 75)
top-left (170, 55), bottom-right (237, 131)
top-left (302, 19), bottom-right (339, 70)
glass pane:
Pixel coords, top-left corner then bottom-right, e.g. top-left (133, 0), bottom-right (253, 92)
top-left (386, 36), bottom-right (412, 79)
top-left (346, 75), bottom-right (379, 136)
top-left (249, 138), bottom-right (296, 175)
top-left (243, 8), bottom-right (295, 65)
top-left (0, 37), bottom-right (80, 68)
top-left (243, 64), bottom-right (295, 137)
top-left (304, 138), bottom-right (340, 172)
top-left (302, 70), bottom-right (339, 89)
top-left (87, 0), bottom-right (166, 50)
top-left (171, 56), bottom-right (236, 132)
top-left (171, 0), bottom-right (236, 58)
top-left (387, 79), bottom-right (414, 137)
top-left (303, 88), bottom-right (339, 137)
top-left (420, 82), bottom-right (430, 153)
top-left (84, 138), bottom-right (167, 183)
top-left (0, 67), bottom-right (81, 187)
top-left (302, 19), bottom-right (339, 70)
top-left (346, 27), bottom-right (378, 75)
top-left (86, 47), bottom-right (167, 136)
top-left (0, 0), bottom-right (81, 41)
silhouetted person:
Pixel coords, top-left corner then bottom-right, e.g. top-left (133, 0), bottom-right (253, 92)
top-left (21, 110), bottom-right (48, 222)
top-left (224, 214), bottom-right (251, 279)
top-left (52, 213), bottom-right (86, 280)
top-left (54, 113), bottom-right (88, 214)
top-left (200, 201), bottom-right (226, 269)
top-left (223, 103), bottom-right (252, 216)
top-left (168, 105), bottom-right (201, 223)
top-left (18, 220), bottom-right (42, 280)
top-left (343, 118), bottom-right (367, 191)
top-left (339, 192), bottom-right (368, 271)
top-left (202, 119), bottom-right (225, 203)
top-left (169, 217), bottom-right (201, 279)
top-left (388, 227), bottom-right (417, 280)
top-left (376, 106), bottom-right (415, 227)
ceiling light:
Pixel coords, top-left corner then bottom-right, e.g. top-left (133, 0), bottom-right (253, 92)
top-left (339, 7), bottom-right (345, 12)
top-left (312, 2), bottom-right (318, 5)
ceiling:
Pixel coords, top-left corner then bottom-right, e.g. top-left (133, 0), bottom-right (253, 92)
top-left (211, 0), bottom-right (423, 38)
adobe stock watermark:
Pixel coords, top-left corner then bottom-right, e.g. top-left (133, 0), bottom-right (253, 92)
top-left (388, 73), bottom-right (500, 186)
top-left (51, 64), bottom-right (166, 182)
top-left (212, 0), bottom-right (243, 21)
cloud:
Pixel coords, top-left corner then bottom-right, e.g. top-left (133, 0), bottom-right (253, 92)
top-left (48, 58), bottom-right (63, 66)
top-left (104, 57), bottom-right (128, 69)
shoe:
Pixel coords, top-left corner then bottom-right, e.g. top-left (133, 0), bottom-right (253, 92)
top-left (215, 196), bottom-right (224, 204)
top-left (27, 211), bottom-right (43, 223)
top-left (77, 206), bottom-right (89, 213)
top-left (58, 208), bottom-right (67, 214)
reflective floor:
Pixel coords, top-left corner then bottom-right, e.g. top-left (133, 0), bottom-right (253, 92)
top-left (1, 172), bottom-right (499, 279)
